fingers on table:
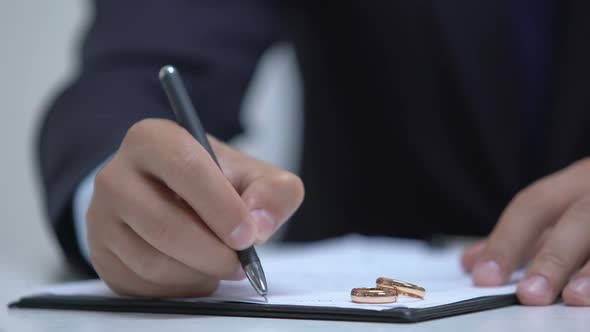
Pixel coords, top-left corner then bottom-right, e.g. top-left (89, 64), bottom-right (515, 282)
top-left (563, 264), bottom-right (590, 306)
top-left (462, 231), bottom-right (550, 273)
top-left (461, 240), bottom-right (487, 272)
top-left (471, 165), bottom-right (587, 285)
top-left (518, 196), bottom-right (590, 305)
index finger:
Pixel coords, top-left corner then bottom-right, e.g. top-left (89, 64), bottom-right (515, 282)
top-left (123, 119), bottom-right (257, 251)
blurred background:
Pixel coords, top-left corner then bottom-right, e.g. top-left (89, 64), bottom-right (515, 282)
top-left (0, 0), bottom-right (302, 309)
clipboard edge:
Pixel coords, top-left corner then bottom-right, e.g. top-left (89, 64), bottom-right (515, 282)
top-left (8, 293), bottom-right (518, 323)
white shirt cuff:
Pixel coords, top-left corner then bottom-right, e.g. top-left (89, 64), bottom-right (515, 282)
top-left (72, 159), bottom-right (109, 265)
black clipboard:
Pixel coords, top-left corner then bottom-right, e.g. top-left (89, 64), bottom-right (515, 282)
top-left (9, 293), bottom-right (518, 323)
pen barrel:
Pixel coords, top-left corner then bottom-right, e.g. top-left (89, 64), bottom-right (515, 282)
top-left (159, 66), bottom-right (220, 166)
top-left (160, 65), bottom-right (267, 296)
top-left (237, 248), bottom-right (261, 265)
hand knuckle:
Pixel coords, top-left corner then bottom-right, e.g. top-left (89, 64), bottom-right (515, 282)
top-left (275, 172), bottom-right (305, 200)
top-left (126, 119), bottom-right (160, 141)
top-left (125, 118), bottom-right (180, 148)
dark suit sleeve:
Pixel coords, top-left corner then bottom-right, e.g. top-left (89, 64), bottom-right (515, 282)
top-left (35, 0), bottom-right (280, 275)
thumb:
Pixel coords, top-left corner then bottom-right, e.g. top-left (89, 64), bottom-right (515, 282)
top-left (209, 136), bottom-right (305, 243)
top-left (240, 171), bottom-right (305, 243)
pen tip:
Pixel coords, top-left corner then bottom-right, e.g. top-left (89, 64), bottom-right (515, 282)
top-left (263, 295), bottom-right (268, 303)
top-left (244, 262), bottom-right (268, 295)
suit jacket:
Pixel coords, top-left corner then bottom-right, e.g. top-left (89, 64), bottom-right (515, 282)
top-left (37, 0), bottom-right (590, 275)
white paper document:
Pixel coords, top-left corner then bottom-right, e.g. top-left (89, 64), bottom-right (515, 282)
top-left (35, 235), bottom-right (518, 311)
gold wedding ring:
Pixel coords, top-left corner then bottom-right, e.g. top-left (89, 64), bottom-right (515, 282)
top-left (350, 287), bottom-right (398, 304)
top-left (376, 277), bottom-right (426, 299)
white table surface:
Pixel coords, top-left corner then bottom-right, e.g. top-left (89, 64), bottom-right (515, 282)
top-left (2, 247), bottom-right (589, 332)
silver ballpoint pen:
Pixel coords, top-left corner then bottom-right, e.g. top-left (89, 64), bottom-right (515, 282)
top-left (158, 65), bottom-right (268, 302)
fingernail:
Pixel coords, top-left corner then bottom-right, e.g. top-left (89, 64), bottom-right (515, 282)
top-left (568, 277), bottom-right (590, 298)
top-left (520, 275), bottom-right (551, 298)
top-left (229, 222), bottom-right (256, 250)
top-left (250, 209), bottom-right (276, 242)
top-left (472, 260), bottom-right (505, 286)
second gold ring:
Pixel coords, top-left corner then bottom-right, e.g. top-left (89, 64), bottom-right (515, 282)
top-left (376, 277), bottom-right (426, 299)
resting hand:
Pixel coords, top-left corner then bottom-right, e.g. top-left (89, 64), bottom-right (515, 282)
top-left (462, 159), bottom-right (590, 306)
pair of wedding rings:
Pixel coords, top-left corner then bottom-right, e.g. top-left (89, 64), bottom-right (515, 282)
top-left (351, 277), bottom-right (426, 304)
